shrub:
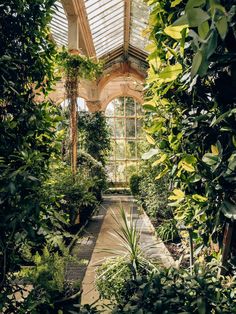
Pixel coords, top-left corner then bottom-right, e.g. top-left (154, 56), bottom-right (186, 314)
top-left (156, 219), bottom-right (179, 242)
top-left (44, 160), bottom-right (98, 226)
top-left (112, 263), bottom-right (236, 313)
top-left (129, 174), bottom-right (141, 196)
top-left (96, 256), bottom-right (132, 303)
top-left (134, 161), bottom-right (172, 220)
top-left (77, 150), bottom-right (108, 201)
top-left (78, 111), bottom-right (111, 166)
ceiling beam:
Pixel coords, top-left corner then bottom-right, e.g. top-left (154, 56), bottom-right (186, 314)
top-left (61, 0), bottom-right (96, 57)
top-left (74, 0), bottom-right (96, 57)
top-left (124, 0), bottom-right (131, 56)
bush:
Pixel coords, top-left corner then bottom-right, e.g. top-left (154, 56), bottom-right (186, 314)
top-left (112, 264), bottom-right (236, 313)
top-left (134, 161), bottom-right (172, 220)
top-left (78, 111), bottom-right (111, 166)
top-left (156, 219), bottom-right (179, 242)
top-left (44, 160), bottom-right (98, 226)
top-left (77, 150), bottom-right (108, 201)
top-left (129, 174), bottom-right (141, 196)
top-left (96, 256), bottom-right (132, 303)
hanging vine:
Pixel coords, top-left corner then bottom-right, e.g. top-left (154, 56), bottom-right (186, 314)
top-left (58, 50), bottom-right (103, 176)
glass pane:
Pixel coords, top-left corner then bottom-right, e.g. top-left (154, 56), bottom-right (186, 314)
top-left (136, 103), bottom-right (144, 116)
top-left (126, 162), bottom-right (138, 182)
top-left (136, 118), bottom-right (143, 138)
top-left (126, 118), bottom-right (136, 138)
top-left (115, 140), bottom-right (125, 159)
top-left (109, 139), bottom-right (116, 160)
top-left (126, 97), bottom-right (135, 116)
top-left (106, 162), bottom-right (116, 182)
top-left (116, 162), bottom-right (126, 182)
top-left (106, 102), bottom-right (115, 116)
top-left (107, 118), bottom-right (115, 137)
top-left (126, 141), bottom-right (137, 159)
top-left (115, 118), bottom-right (125, 137)
top-left (115, 98), bottom-right (125, 116)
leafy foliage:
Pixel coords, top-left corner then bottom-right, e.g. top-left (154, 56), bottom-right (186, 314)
top-left (156, 219), bottom-right (179, 242)
top-left (78, 111), bottom-right (111, 166)
top-left (58, 49), bottom-right (102, 81)
top-left (112, 263), bottom-right (236, 313)
top-left (130, 161), bottom-right (173, 220)
top-left (143, 0), bottom-right (236, 247)
top-left (77, 150), bottom-right (108, 201)
top-left (95, 208), bottom-right (158, 303)
top-left (0, 0), bottom-right (58, 293)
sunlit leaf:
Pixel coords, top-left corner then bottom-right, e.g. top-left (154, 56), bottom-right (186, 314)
top-left (152, 154), bottom-right (167, 167)
top-left (164, 25), bottom-right (188, 40)
top-left (146, 134), bottom-right (156, 145)
top-left (192, 194), bottom-right (208, 202)
top-left (159, 63), bottom-right (183, 82)
top-left (211, 145), bottom-right (219, 156)
top-left (142, 148), bottom-right (159, 160)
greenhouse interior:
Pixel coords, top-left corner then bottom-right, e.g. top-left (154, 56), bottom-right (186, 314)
top-left (1, 0), bottom-right (236, 313)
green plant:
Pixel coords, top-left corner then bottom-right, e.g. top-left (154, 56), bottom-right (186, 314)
top-left (112, 263), bottom-right (236, 313)
top-left (12, 245), bottom-right (83, 314)
top-left (44, 160), bottom-right (98, 225)
top-left (95, 208), bottom-right (158, 303)
top-left (142, 0), bottom-right (236, 249)
top-left (135, 160), bottom-right (173, 220)
top-left (96, 256), bottom-right (132, 303)
top-left (78, 111), bottom-right (111, 166)
top-left (0, 0), bottom-right (59, 301)
top-left (129, 174), bottom-right (141, 196)
top-left (156, 219), bottom-right (179, 242)
top-left (77, 150), bottom-right (108, 201)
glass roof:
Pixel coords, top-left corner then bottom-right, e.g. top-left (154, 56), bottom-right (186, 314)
top-left (51, 2), bottom-right (68, 47)
top-left (51, 0), bottom-right (149, 58)
top-left (130, 0), bottom-right (149, 51)
top-left (84, 0), bottom-right (124, 57)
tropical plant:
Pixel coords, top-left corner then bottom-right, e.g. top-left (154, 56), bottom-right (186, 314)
top-left (78, 111), bottom-right (111, 166)
top-left (95, 208), bottom-right (158, 303)
top-left (143, 0), bottom-right (236, 249)
top-left (0, 0), bottom-right (59, 299)
top-left (112, 262), bottom-right (236, 313)
top-left (156, 219), bottom-right (179, 242)
top-left (77, 150), bottom-right (108, 201)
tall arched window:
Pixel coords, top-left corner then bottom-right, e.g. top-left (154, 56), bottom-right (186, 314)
top-left (105, 97), bottom-right (144, 184)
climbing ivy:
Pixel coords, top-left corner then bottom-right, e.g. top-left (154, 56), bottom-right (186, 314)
top-left (143, 0), bottom-right (236, 247)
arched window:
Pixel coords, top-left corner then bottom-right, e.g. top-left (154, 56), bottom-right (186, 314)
top-left (105, 96), bottom-right (144, 184)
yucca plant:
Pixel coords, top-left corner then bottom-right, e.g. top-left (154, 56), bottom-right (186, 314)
top-left (95, 207), bottom-right (158, 302)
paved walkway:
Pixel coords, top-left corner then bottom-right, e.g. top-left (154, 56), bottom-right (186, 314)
top-left (66, 195), bottom-right (174, 305)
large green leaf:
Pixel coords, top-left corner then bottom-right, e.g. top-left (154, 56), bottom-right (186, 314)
top-left (191, 51), bottom-right (203, 78)
top-left (216, 16), bottom-right (228, 40)
top-left (159, 63), bottom-right (183, 82)
top-left (221, 200), bottom-right (236, 220)
top-left (198, 21), bottom-right (209, 39)
top-left (187, 8), bottom-right (210, 27)
top-left (202, 153), bottom-right (219, 165)
top-left (186, 0), bottom-right (206, 9)
top-left (164, 25), bottom-right (188, 40)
